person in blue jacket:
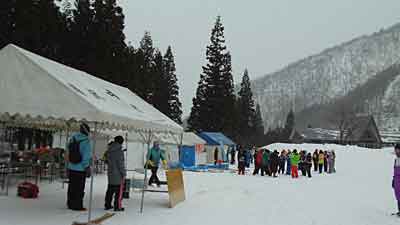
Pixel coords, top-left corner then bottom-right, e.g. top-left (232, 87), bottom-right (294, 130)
top-left (67, 123), bottom-right (92, 211)
top-left (244, 149), bottom-right (251, 168)
top-left (286, 150), bottom-right (292, 176)
top-left (146, 142), bottom-right (167, 187)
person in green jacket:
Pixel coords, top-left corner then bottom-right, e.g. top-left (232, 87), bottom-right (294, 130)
top-left (262, 150), bottom-right (271, 176)
top-left (146, 142), bottom-right (167, 187)
top-left (290, 150), bottom-right (300, 178)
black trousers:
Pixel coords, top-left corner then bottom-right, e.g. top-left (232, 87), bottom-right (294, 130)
top-left (105, 184), bottom-right (122, 209)
top-left (67, 169), bottom-right (86, 210)
top-left (253, 166), bottom-right (260, 175)
top-left (313, 161), bottom-right (318, 171)
top-left (397, 201), bottom-right (400, 212)
top-left (238, 162), bottom-right (245, 175)
top-left (324, 161), bottom-right (328, 172)
top-left (261, 166), bottom-right (266, 176)
top-left (319, 164), bottom-right (323, 173)
top-left (148, 166), bottom-right (160, 186)
top-left (278, 162), bottom-right (285, 174)
top-left (299, 163), bottom-right (306, 176)
top-left (306, 164), bottom-right (312, 178)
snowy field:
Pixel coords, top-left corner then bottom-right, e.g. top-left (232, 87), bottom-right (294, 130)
top-left (0, 143), bottom-right (399, 225)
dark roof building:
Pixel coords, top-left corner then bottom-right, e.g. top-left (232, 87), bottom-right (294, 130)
top-left (290, 115), bottom-right (382, 148)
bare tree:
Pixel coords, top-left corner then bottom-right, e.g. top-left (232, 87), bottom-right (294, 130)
top-left (329, 99), bottom-right (357, 144)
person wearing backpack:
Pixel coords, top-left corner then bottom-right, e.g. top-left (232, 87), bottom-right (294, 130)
top-left (104, 136), bottom-right (126, 211)
top-left (67, 123), bottom-right (92, 211)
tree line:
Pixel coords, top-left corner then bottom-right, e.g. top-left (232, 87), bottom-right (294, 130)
top-left (0, 1), bottom-right (290, 146)
top-left (0, 0), bottom-right (182, 124)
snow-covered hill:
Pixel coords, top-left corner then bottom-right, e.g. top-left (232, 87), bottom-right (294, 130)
top-left (252, 23), bottom-right (400, 129)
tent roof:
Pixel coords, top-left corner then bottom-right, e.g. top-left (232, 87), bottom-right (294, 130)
top-left (0, 44), bottom-right (183, 133)
top-left (154, 132), bottom-right (206, 146)
top-left (182, 132), bottom-right (207, 146)
top-left (198, 132), bottom-right (236, 146)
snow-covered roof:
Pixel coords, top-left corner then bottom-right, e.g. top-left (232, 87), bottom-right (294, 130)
top-left (380, 131), bottom-right (400, 143)
top-left (0, 44), bottom-right (183, 133)
top-left (154, 132), bottom-right (206, 146)
top-left (300, 128), bottom-right (340, 141)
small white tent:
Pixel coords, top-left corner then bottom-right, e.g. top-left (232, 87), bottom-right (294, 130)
top-left (0, 44), bottom-right (183, 220)
top-left (153, 132), bottom-right (207, 163)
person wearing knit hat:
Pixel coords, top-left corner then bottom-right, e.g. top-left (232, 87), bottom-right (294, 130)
top-left (66, 122), bottom-right (92, 211)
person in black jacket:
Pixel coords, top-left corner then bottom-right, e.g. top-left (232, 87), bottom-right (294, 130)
top-left (237, 149), bottom-right (246, 175)
top-left (214, 147), bottom-right (219, 165)
top-left (270, 150), bottom-right (279, 177)
top-left (299, 151), bottom-right (307, 176)
top-left (278, 150), bottom-right (286, 174)
top-left (324, 151), bottom-right (329, 172)
top-left (312, 150), bottom-right (319, 172)
top-left (305, 153), bottom-right (313, 178)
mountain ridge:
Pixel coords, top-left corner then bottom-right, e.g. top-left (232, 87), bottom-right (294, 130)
top-left (251, 22), bottom-right (400, 130)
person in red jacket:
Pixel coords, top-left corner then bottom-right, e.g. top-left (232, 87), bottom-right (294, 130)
top-left (252, 149), bottom-right (264, 175)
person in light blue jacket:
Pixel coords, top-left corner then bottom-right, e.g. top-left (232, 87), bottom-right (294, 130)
top-left (67, 123), bottom-right (92, 211)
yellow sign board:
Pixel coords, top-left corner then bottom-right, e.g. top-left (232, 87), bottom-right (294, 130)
top-left (166, 169), bottom-right (185, 208)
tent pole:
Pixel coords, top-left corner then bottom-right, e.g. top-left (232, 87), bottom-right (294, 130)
top-left (88, 122), bottom-right (98, 222)
top-left (140, 130), bottom-right (152, 214)
top-left (179, 132), bottom-right (183, 164)
top-left (125, 132), bottom-right (128, 169)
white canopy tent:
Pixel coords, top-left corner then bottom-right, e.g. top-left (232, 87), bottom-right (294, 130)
top-left (0, 44), bottom-right (182, 133)
top-left (0, 44), bottom-right (183, 220)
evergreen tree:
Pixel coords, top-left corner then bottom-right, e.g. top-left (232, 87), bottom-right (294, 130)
top-left (135, 31), bottom-right (155, 101)
top-left (89, 0), bottom-right (126, 83)
top-left (163, 46), bottom-right (182, 124)
top-left (188, 16), bottom-right (236, 136)
top-left (284, 109), bottom-right (295, 139)
top-left (253, 103), bottom-right (265, 145)
top-left (188, 74), bottom-right (207, 132)
top-left (66, 0), bottom-right (94, 71)
top-left (151, 50), bottom-right (165, 108)
top-left (237, 69), bottom-right (256, 144)
top-left (0, 0), bottom-right (16, 48)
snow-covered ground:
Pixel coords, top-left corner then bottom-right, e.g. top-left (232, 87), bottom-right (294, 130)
top-left (0, 143), bottom-right (399, 225)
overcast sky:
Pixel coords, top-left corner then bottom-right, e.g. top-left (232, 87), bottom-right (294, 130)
top-left (118, 0), bottom-right (400, 116)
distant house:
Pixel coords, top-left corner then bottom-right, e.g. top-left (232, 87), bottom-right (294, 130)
top-left (380, 130), bottom-right (400, 146)
top-left (290, 115), bottom-right (382, 148)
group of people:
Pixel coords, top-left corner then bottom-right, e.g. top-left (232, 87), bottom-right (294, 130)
top-left (65, 122), bottom-right (168, 212)
top-left (235, 147), bottom-right (336, 179)
top-left (66, 123), bottom-right (127, 212)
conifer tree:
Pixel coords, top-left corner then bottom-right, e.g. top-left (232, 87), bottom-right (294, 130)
top-left (237, 69), bottom-right (256, 144)
top-left (163, 46), bottom-right (182, 124)
top-left (188, 16), bottom-right (236, 136)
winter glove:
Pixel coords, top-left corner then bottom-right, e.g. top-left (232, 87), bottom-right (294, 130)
top-left (146, 160), bottom-right (154, 167)
top-left (162, 160), bottom-right (168, 170)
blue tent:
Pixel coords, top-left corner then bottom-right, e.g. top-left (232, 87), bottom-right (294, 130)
top-left (198, 132), bottom-right (236, 146)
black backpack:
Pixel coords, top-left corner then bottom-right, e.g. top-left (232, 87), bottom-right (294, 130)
top-left (68, 137), bottom-right (82, 164)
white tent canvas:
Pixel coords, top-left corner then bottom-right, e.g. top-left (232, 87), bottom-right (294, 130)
top-left (0, 44), bottom-right (183, 133)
